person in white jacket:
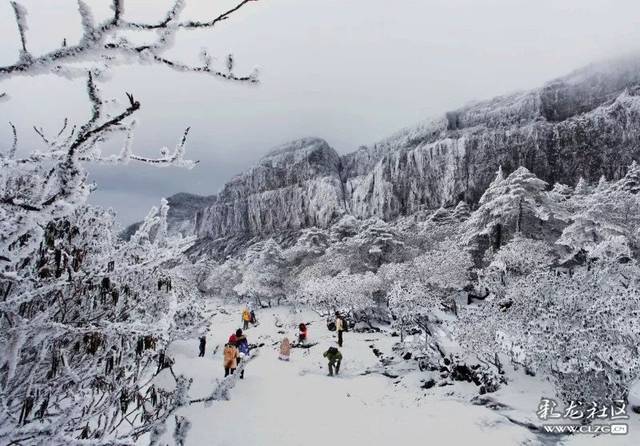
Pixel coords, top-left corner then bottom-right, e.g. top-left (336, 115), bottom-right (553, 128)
top-left (335, 312), bottom-right (345, 347)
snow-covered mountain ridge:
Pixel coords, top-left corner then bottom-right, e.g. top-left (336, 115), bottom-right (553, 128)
top-left (179, 55), bottom-right (640, 240)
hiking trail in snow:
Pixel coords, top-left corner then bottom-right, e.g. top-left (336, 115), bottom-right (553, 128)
top-left (148, 303), bottom-right (637, 446)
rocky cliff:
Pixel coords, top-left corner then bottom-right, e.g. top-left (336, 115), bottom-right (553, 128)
top-left (186, 55), bottom-right (640, 240)
top-left (121, 192), bottom-right (216, 240)
top-left (195, 138), bottom-right (345, 239)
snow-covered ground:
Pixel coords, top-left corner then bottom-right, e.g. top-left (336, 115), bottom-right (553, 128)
top-left (148, 302), bottom-right (639, 446)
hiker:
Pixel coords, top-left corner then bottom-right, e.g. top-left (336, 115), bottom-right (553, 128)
top-left (279, 337), bottom-right (291, 361)
top-left (298, 323), bottom-right (308, 343)
top-left (250, 309), bottom-right (257, 325)
top-left (335, 312), bottom-right (347, 347)
top-left (242, 307), bottom-right (251, 330)
top-left (223, 336), bottom-right (239, 377)
top-left (234, 329), bottom-right (250, 379)
top-left (198, 335), bottom-right (206, 357)
top-left (323, 346), bottom-right (342, 376)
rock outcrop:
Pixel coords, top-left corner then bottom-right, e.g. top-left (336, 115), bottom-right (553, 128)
top-left (195, 138), bottom-right (345, 239)
top-left (187, 55), bottom-right (640, 240)
top-left (120, 192), bottom-right (216, 240)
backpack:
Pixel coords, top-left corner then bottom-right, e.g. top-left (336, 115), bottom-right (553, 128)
top-left (340, 316), bottom-right (348, 332)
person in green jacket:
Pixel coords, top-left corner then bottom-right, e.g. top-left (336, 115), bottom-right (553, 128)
top-left (323, 346), bottom-right (342, 376)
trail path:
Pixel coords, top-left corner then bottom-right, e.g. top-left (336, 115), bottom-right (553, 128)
top-left (150, 303), bottom-right (636, 446)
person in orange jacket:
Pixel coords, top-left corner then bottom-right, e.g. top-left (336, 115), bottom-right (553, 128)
top-left (279, 337), bottom-right (291, 361)
top-left (223, 335), bottom-right (239, 377)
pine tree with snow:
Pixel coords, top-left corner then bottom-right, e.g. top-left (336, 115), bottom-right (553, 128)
top-left (558, 162), bottom-right (640, 258)
top-left (574, 176), bottom-right (590, 195)
top-left (614, 160), bottom-right (640, 194)
top-left (465, 166), bottom-right (549, 249)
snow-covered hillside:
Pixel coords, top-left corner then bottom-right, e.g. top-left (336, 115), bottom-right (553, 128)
top-left (184, 55), bottom-right (640, 242)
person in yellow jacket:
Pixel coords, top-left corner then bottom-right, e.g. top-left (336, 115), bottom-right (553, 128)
top-left (242, 308), bottom-right (251, 330)
top-left (223, 335), bottom-right (239, 377)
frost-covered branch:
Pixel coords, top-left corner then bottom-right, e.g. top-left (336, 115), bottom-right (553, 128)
top-left (0, 0), bottom-right (260, 85)
top-left (3, 122), bottom-right (18, 158)
top-left (0, 1), bottom-right (262, 443)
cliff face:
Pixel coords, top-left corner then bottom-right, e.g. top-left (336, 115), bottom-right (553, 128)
top-left (166, 193), bottom-right (217, 236)
top-left (340, 56), bottom-right (640, 220)
top-left (190, 56), bottom-right (640, 240)
top-left (195, 138), bottom-right (345, 239)
top-left (120, 192), bottom-right (216, 240)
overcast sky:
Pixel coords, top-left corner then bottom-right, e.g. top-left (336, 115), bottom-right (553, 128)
top-left (2, 0), bottom-right (640, 225)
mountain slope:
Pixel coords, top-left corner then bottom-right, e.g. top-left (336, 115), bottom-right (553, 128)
top-left (187, 55), bottom-right (640, 241)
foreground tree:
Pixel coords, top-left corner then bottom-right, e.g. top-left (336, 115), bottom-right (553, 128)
top-left (460, 254), bottom-right (640, 403)
top-left (0, 1), bottom-right (260, 444)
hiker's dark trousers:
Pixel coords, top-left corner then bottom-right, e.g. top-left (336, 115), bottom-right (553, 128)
top-left (224, 367), bottom-right (236, 377)
top-left (337, 330), bottom-right (343, 347)
top-left (199, 346), bottom-right (205, 357)
top-left (328, 360), bottom-right (341, 376)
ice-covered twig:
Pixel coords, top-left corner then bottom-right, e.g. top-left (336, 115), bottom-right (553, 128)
top-left (4, 122), bottom-right (18, 158)
top-left (10, 1), bottom-right (31, 62)
top-left (69, 88), bottom-right (140, 157)
top-left (0, 0), bottom-right (260, 85)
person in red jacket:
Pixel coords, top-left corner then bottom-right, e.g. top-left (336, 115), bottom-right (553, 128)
top-left (298, 323), bottom-right (308, 343)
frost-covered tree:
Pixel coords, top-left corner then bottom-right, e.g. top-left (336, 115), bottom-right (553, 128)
top-left (452, 200), bottom-right (471, 221)
top-left (0, 200), bottom-right (206, 444)
top-left (234, 239), bottom-right (287, 306)
top-left (574, 176), bottom-right (590, 195)
top-left (199, 258), bottom-right (243, 297)
top-left (478, 235), bottom-right (556, 299)
top-left (0, 1), bottom-right (262, 444)
top-left (378, 239), bottom-right (472, 343)
top-left (329, 214), bottom-right (360, 242)
top-left (465, 166), bottom-right (549, 249)
top-left (460, 260), bottom-right (640, 403)
top-left (298, 271), bottom-right (381, 317)
top-left (557, 163), bottom-right (640, 259)
top-left (342, 218), bottom-right (407, 269)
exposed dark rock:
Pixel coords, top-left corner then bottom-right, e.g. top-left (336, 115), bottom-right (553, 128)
top-left (421, 378), bottom-right (436, 389)
top-left (471, 395), bottom-right (511, 411)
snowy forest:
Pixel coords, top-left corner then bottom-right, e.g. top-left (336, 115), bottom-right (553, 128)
top-left (2, 1), bottom-right (640, 445)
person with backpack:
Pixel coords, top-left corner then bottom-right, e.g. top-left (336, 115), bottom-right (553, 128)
top-left (198, 335), bottom-right (206, 357)
top-left (234, 329), bottom-right (250, 379)
top-left (279, 337), bottom-right (291, 361)
top-left (242, 308), bottom-right (251, 330)
top-left (298, 323), bottom-right (308, 343)
top-left (323, 346), bottom-right (342, 376)
top-left (335, 312), bottom-right (347, 347)
top-left (223, 336), bottom-right (239, 377)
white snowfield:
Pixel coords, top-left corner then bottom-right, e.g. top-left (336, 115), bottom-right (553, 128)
top-left (149, 304), bottom-right (639, 446)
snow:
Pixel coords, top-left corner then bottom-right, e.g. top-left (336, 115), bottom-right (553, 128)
top-left (148, 303), bottom-right (546, 446)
